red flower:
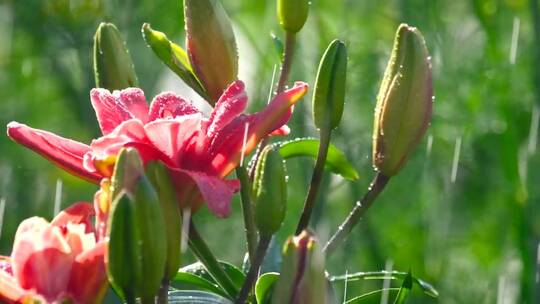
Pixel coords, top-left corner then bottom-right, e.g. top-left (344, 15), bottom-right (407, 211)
top-left (0, 203), bottom-right (108, 304)
top-left (7, 81), bottom-right (308, 217)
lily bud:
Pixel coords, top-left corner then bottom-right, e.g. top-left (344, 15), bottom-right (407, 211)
top-left (312, 39), bottom-right (347, 132)
top-left (253, 146), bottom-right (287, 237)
top-left (106, 149), bottom-right (167, 302)
top-left (373, 24), bottom-right (433, 177)
top-left (145, 161), bottom-right (182, 280)
top-left (184, 0), bottom-right (238, 104)
top-left (93, 22), bottom-right (138, 90)
top-left (272, 231), bottom-right (327, 304)
top-left (277, 0), bottom-right (310, 33)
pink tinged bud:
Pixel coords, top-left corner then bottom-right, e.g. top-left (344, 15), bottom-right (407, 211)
top-left (272, 231), bottom-right (327, 304)
top-left (184, 0), bottom-right (238, 104)
top-left (373, 24), bottom-right (433, 177)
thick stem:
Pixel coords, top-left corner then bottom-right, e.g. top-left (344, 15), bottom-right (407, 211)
top-left (323, 173), bottom-right (390, 256)
top-left (236, 166), bottom-right (258, 263)
top-left (157, 278), bottom-right (169, 304)
top-left (295, 130), bottom-right (332, 234)
top-left (188, 221), bottom-right (239, 298)
top-left (235, 236), bottom-right (272, 304)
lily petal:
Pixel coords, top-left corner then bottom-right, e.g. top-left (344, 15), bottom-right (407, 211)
top-left (149, 92), bottom-right (200, 121)
top-left (90, 88), bottom-right (149, 135)
top-left (0, 270), bottom-right (26, 304)
top-left (206, 80), bottom-right (247, 138)
top-left (51, 202), bottom-right (95, 234)
top-left (68, 242), bottom-right (108, 304)
top-left (7, 122), bottom-right (101, 183)
top-left (209, 81), bottom-right (308, 176)
top-left (169, 168), bottom-right (240, 217)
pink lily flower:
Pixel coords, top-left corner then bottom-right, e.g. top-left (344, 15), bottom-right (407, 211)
top-left (0, 203), bottom-right (108, 304)
top-left (7, 81), bottom-right (308, 217)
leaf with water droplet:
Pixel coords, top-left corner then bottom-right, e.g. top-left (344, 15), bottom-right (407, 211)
top-left (276, 138), bottom-right (359, 181)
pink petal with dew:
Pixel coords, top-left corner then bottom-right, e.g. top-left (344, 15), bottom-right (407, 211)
top-left (68, 242), bottom-right (107, 304)
top-left (7, 122), bottom-right (101, 184)
top-left (0, 269), bottom-right (26, 304)
top-left (144, 117), bottom-right (205, 170)
top-left (169, 168), bottom-right (240, 218)
top-left (51, 202), bottom-right (95, 234)
top-left (90, 88), bottom-right (149, 135)
top-left (206, 81), bottom-right (247, 138)
top-left (149, 92), bottom-right (200, 121)
top-left (12, 218), bottom-right (73, 302)
top-left (209, 82), bottom-right (308, 176)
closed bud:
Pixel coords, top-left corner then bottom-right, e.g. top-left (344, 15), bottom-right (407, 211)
top-left (106, 149), bottom-right (167, 302)
top-left (93, 22), bottom-right (138, 90)
top-left (312, 39), bottom-right (347, 132)
top-left (277, 0), bottom-right (309, 33)
top-left (272, 231), bottom-right (327, 304)
top-left (253, 146), bottom-right (287, 237)
top-left (145, 161), bottom-right (182, 280)
top-left (184, 0), bottom-right (238, 104)
top-left (373, 24), bottom-right (433, 177)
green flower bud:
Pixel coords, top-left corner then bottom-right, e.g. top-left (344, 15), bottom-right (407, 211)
top-left (272, 231), bottom-right (327, 304)
top-left (106, 149), bottom-right (167, 302)
top-left (277, 0), bottom-right (310, 33)
top-left (253, 146), bottom-right (287, 237)
top-left (312, 39), bottom-right (347, 132)
top-left (373, 24), bottom-right (433, 177)
top-left (93, 22), bottom-right (138, 90)
top-left (184, 0), bottom-right (238, 104)
top-left (145, 161), bottom-right (182, 280)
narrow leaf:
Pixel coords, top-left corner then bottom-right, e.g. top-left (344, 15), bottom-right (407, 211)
top-left (277, 138), bottom-right (359, 181)
top-left (393, 271), bottom-right (413, 304)
top-left (181, 261), bottom-right (246, 291)
top-left (171, 272), bottom-right (228, 298)
top-left (167, 290), bottom-right (233, 303)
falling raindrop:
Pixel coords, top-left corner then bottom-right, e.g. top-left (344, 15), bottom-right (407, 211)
top-left (54, 179), bottom-right (63, 216)
top-left (509, 17), bottom-right (520, 65)
top-left (451, 136), bottom-right (462, 183)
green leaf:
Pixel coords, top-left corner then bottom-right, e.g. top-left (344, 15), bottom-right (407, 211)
top-left (181, 261), bottom-right (246, 291)
top-left (328, 270), bottom-right (438, 298)
top-left (141, 23), bottom-right (208, 100)
top-left (93, 22), bottom-right (138, 90)
top-left (167, 290), bottom-right (233, 303)
top-left (277, 138), bottom-right (359, 181)
top-left (171, 272), bottom-right (228, 298)
top-left (393, 271), bottom-right (413, 304)
top-left (344, 288), bottom-right (400, 303)
top-left (255, 272), bottom-right (279, 304)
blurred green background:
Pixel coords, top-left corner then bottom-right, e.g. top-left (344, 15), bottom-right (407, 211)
top-left (1, 0), bottom-right (540, 303)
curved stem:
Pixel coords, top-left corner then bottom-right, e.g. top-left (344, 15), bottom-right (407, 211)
top-left (188, 221), bottom-right (239, 298)
top-left (235, 235), bottom-right (272, 304)
top-left (295, 130), bottom-right (331, 234)
top-left (236, 166), bottom-right (258, 263)
top-left (323, 173), bottom-right (390, 256)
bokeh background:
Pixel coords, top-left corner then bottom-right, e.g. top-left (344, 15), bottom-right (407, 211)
top-left (1, 0), bottom-right (540, 303)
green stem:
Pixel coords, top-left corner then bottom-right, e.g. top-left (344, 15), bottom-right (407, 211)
top-left (236, 166), bottom-right (258, 263)
top-left (295, 130), bottom-right (331, 234)
top-left (235, 235), bottom-right (272, 304)
top-left (276, 32), bottom-right (297, 93)
top-left (188, 221), bottom-right (239, 298)
top-left (323, 173), bottom-right (390, 255)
